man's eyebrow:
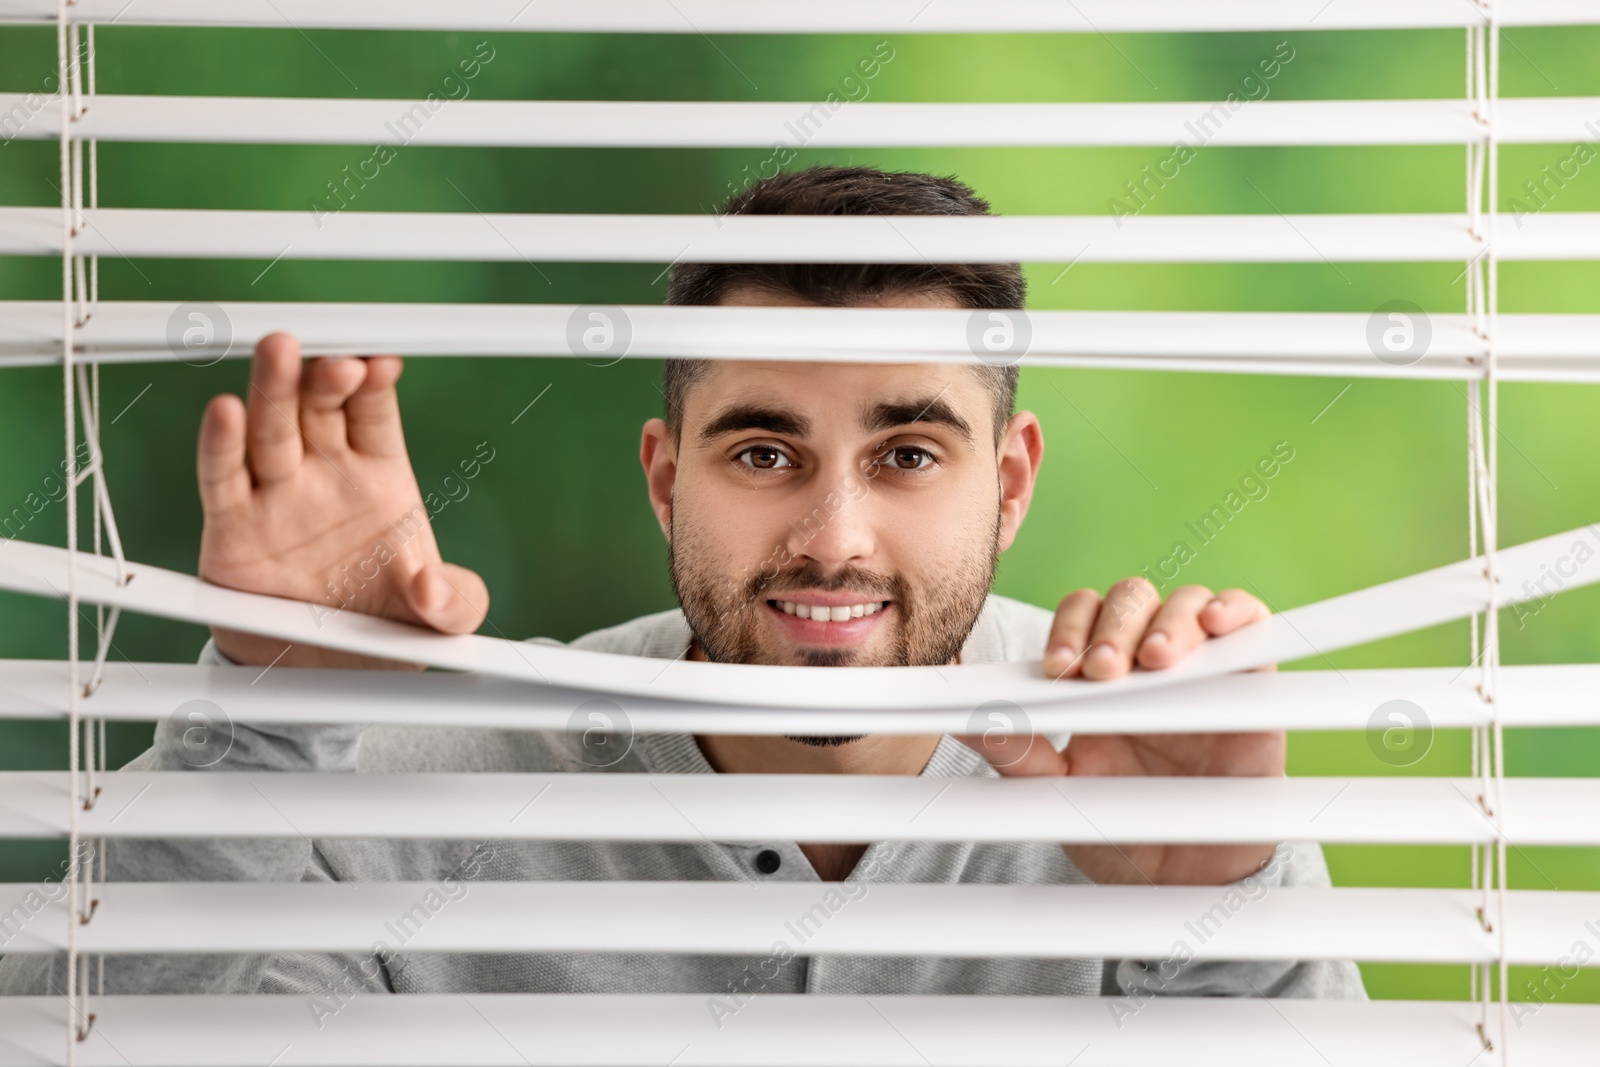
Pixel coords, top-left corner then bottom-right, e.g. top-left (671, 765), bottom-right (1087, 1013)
top-left (861, 395), bottom-right (976, 448)
top-left (694, 394), bottom-right (976, 449)
top-left (696, 404), bottom-right (811, 445)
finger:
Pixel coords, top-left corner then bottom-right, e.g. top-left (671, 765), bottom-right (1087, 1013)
top-left (196, 392), bottom-right (252, 514)
top-left (1082, 576), bottom-right (1162, 681)
top-left (1043, 589), bottom-right (1101, 679)
top-left (1134, 584), bottom-right (1214, 671)
top-left (1199, 588), bottom-right (1277, 673)
top-left (245, 332), bottom-right (304, 484)
top-left (1198, 588), bottom-right (1270, 636)
top-left (298, 355), bottom-right (366, 454)
top-left (344, 355), bottom-right (407, 457)
top-left (405, 561), bottom-right (490, 635)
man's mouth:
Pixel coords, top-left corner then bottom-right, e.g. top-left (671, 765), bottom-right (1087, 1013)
top-left (763, 595), bottom-right (894, 646)
top-left (767, 598), bottom-right (890, 621)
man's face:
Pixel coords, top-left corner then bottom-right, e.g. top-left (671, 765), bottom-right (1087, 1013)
top-left (645, 286), bottom-right (1037, 678)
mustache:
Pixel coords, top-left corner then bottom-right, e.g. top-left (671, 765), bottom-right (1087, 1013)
top-left (749, 566), bottom-right (902, 603)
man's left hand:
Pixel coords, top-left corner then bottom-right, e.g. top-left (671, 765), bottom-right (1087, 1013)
top-left (955, 579), bottom-right (1283, 887)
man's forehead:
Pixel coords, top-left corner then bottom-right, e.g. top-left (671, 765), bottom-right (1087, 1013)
top-left (698, 357), bottom-right (982, 396)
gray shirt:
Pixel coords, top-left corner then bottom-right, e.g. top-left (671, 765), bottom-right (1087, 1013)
top-left (0, 592), bottom-right (1366, 1010)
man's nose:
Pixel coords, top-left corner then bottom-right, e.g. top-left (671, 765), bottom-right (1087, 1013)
top-left (781, 469), bottom-right (876, 567)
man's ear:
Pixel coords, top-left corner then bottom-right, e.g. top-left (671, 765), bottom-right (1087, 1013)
top-left (639, 418), bottom-right (677, 540)
top-left (996, 410), bottom-right (1043, 553)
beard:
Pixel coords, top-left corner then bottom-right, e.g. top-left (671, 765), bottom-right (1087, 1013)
top-left (667, 496), bottom-right (1003, 747)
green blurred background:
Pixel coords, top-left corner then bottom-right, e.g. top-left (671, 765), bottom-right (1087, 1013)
top-left (1, 23), bottom-right (1596, 1002)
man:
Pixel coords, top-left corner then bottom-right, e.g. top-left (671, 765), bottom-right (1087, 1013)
top-left (0, 165), bottom-right (1364, 1007)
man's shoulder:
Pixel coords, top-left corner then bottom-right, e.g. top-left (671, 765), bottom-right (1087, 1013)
top-left (966, 592), bottom-right (1055, 664)
top-left (986, 592), bottom-right (1056, 651)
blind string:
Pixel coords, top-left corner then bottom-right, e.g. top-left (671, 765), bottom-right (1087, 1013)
top-left (86, 23), bottom-right (109, 995)
top-left (1465, 16), bottom-right (1482, 1009)
top-left (87, 29), bottom-right (105, 1004)
top-left (1465, 4), bottom-right (1508, 1059)
top-left (1486, 10), bottom-right (1509, 1060)
top-left (1472, 11), bottom-right (1491, 1049)
top-left (56, 0), bottom-right (86, 1057)
top-left (57, 0), bottom-right (121, 1056)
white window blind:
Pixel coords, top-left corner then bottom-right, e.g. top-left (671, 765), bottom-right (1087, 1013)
top-left (0, 3), bottom-right (1596, 1066)
top-left (1, 93), bottom-right (1597, 148)
top-left (5, 302), bottom-right (1600, 381)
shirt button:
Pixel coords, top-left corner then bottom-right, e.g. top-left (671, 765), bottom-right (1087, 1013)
top-left (755, 849), bottom-right (782, 874)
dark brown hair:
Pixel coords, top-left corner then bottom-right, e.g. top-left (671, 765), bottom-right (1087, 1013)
top-left (663, 164), bottom-right (1025, 446)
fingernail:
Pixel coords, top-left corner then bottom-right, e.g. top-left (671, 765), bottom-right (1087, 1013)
top-left (1205, 598), bottom-right (1225, 613)
top-left (429, 571), bottom-right (451, 609)
top-left (1088, 643), bottom-right (1117, 666)
top-left (1045, 645), bottom-right (1077, 671)
top-left (1143, 631), bottom-right (1169, 647)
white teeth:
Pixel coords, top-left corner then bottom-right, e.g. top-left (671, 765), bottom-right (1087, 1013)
top-left (776, 600), bottom-right (886, 621)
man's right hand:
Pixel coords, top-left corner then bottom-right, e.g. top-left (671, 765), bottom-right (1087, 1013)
top-left (197, 332), bottom-right (489, 670)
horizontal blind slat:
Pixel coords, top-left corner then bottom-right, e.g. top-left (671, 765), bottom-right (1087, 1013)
top-left (2, 524), bottom-right (1596, 706)
top-left (2, 0), bottom-right (1596, 31)
top-left (2, 772), bottom-right (1595, 844)
top-left (4, 208), bottom-right (1597, 262)
top-left (4, 303), bottom-right (1599, 381)
top-left (5, 303), bottom-right (1599, 381)
top-left (5, 95), bottom-right (1599, 147)
top-left (5, 659), bottom-right (1600, 733)
top-left (0, 994), bottom-right (1591, 1067)
top-left (2, 881), bottom-right (1597, 965)
top-left (3, 883), bottom-right (1600, 966)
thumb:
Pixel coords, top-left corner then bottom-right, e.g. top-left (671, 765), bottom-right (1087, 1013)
top-left (406, 561), bottom-right (490, 635)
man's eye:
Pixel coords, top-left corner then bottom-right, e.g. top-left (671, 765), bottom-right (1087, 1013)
top-left (734, 445), bottom-right (792, 471)
top-left (882, 446), bottom-right (936, 472)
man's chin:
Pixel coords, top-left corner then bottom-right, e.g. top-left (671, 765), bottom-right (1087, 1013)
top-left (788, 644), bottom-right (870, 668)
top-left (718, 636), bottom-right (887, 668)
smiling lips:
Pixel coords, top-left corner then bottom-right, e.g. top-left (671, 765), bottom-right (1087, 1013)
top-left (772, 599), bottom-right (888, 621)
top-left (765, 596), bottom-right (893, 646)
